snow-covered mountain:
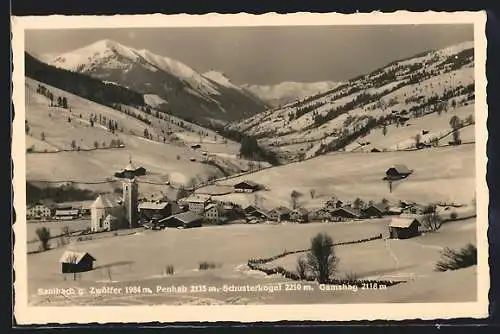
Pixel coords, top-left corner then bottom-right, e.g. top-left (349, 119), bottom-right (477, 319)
top-left (231, 41), bottom-right (475, 162)
top-left (242, 81), bottom-right (342, 107)
top-left (45, 39), bottom-right (268, 123)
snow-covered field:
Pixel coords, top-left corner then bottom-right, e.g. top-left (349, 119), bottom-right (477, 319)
top-left (27, 218), bottom-right (476, 305)
top-left (202, 144), bottom-right (475, 210)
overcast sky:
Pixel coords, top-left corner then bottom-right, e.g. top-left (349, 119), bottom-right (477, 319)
top-left (25, 25), bottom-right (473, 85)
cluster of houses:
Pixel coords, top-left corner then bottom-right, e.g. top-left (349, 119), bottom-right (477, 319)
top-left (27, 203), bottom-right (89, 221)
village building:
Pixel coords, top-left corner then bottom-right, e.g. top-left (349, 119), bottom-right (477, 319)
top-left (362, 203), bottom-right (389, 218)
top-left (330, 206), bottom-right (362, 220)
top-left (54, 206), bottom-right (80, 220)
top-left (385, 164), bottom-right (413, 180)
top-left (243, 205), bottom-right (258, 215)
top-left (159, 211), bottom-right (203, 228)
top-left (204, 203), bottom-right (221, 222)
top-left (90, 194), bottom-right (125, 232)
top-left (184, 194), bottom-right (211, 215)
top-left (290, 208), bottom-right (310, 223)
top-left (269, 206), bottom-right (292, 222)
top-left (191, 144), bottom-right (201, 149)
top-left (388, 218), bottom-right (421, 239)
top-left (59, 250), bottom-right (96, 273)
top-left (138, 200), bottom-right (181, 223)
top-left (114, 159), bottom-right (147, 179)
top-left (233, 180), bottom-right (260, 193)
top-left (244, 206), bottom-right (271, 223)
top-left (27, 204), bottom-right (52, 219)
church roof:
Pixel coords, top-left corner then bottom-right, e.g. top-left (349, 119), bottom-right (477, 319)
top-left (91, 194), bottom-right (122, 209)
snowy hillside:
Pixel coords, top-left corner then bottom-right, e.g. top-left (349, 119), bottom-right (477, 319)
top-left (203, 70), bottom-right (241, 91)
top-left (231, 41), bottom-right (475, 161)
top-left (242, 81), bottom-right (342, 107)
top-left (45, 39), bottom-right (268, 123)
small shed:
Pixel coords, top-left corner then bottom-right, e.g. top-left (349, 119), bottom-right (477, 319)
top-left (385, 164), bottom-right (413, 180)
top-left (234, 180), bottom-right (260, 193)
top-left (59, 251), bottom-right (96, 273)
top-left (388, 218), bottom-right (421, 239)
top-left (159, 211), bottom-right (203, 228)
top-left (290, 208), bottom-right (310, 223)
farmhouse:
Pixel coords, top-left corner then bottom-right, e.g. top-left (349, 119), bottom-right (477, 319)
top-left (204, 203), bottom-right (221, 222)
top-left (362, 203), bottom-right (389, 218)
top-left (388, 218), bottom-right (421, 239)
top-left (159, 211), bottom-right (203, 228)
top-left (90, 194), bottom-right (125, 232)
top-left (243, 205), bottom-right (258, 215)
top-left (54, 207), bottom-right (80, 220)
top-left (269, 206), bottom-right (292, 222)
top-left (191, 144), bottom-right (201, 149)
top-left (385, 164), bottom-right (413, 180)
top-left (244, 206), bottom-right (271, 222)
top-left (138, 200), bottom-right (181, 223)
top-left (330, 206), bottom-right (361, 219)
top-left (290, 208), bottom-right (309, 223)
top-left (114, 159), bottom-right (147, 179)
top-left (27, 204), bottom-right (52, 219)
top-left (59, 251), bottom-right (96, 273)
top-left (184, 194), bottom-right (211, 214)
top-left (234, 180), bottom-right (260, 193)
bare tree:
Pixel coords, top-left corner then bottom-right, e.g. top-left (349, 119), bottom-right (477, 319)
top-left (422, 204), bottom-right (442, 231)
top-left (310, 189), bottom-right (316, 199)
top-left (290, 190), bottom-right (302, 209)
top-left (306, 233), bottom-right (339, 283)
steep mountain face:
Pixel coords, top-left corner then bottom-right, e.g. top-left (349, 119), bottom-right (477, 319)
top-left (231, 41), bottom-right (475, 161)
top-left (242, 81), bottom-right (342, 107)
top-left (46, 40), bottom-right (268, 124)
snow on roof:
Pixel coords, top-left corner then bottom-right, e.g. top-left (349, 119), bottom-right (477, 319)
top-left (185, 194), bottom-right (211, 203)
top-left (271, 206), bottom-right (292, 214)
top-left (234, 180), bottom-right (259, 188)
top-left (138, 201), bottom-right (169, 210)
top-left (389, 218), bottom-right (420, 228)
top-left (163, 211), bottom-right (203, 224)
top-left (333, 206), bottom-right (362, 217)
top-left (91, 194), bottom-right (122, 209)
top-left (387, 164), bottom-right (413, 175)
top-left (59, 250), bottom-right (96, 264)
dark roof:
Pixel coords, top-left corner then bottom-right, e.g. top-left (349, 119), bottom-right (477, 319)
top-left (332, 206), bottom-right (361, 217)
top-left (387, 164), bottom-right (412, 175)
top-left (364, 203), bottom-right (388, 213)
top-left (160, 211), bottom-right (203, 224)
top-left (243, 205), bottom-right (258, 213)
top-left (234, 180), bottom-right (259, 188)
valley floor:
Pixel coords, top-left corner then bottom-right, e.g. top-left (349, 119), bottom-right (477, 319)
top-left (26, 218), bottom-right (478, 306)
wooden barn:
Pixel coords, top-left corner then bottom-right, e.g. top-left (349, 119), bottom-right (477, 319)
top-left (159, 211), bottom-right (203, 229)
top-left (234, 180), bottom-right (260, 193)
top-left (269, 206), bottom-right (292, 222)
top-left (331, 207), bottom-right (361, 219)
top-left (138, 201), bottom-right (180, 223)
top-left (385, 164), bottom-right (413, 180)
top-left (290, 208), bottom-right (310, 223)
top-left (59, 251), bottom-right (96, 273)
top-left (388, 218), bottom-right (421, 239)
top-left (362, 203), bottom-right (389, 218)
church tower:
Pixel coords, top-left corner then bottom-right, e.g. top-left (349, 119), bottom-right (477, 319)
top-left (122, 178), bottom-right (138, 228)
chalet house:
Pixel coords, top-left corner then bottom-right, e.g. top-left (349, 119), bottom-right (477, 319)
top-left (330, 206), bottom-right (362, 219)
top-left (385, 164), bottom-right (413, 180)
top-left (387, 207), bottom-right (403, 215)
top-left (290, 208), bottom-right (309, 223)
top-left (159, 211), bottom-right (203, 228)
top-left (269, 206), bottom-right (292, 222)
top-left (55, 207), bottom-right (80, 220)
top-left (325, 199), bottom-right (344, 209)
top-left (138, 200), bottom-right (181, 223)
top-left (59, 251), bottom-right (96, 273)
top-left (184, 194), bottom-right (211, 214)
top-left (204, 203), bottom-right (221, 222)
top-left (245, 206), bottom-right (271, 222)
top-left (191, 144), bottom-right (201, 149)
top-left (234, 180), bottom-right (260, 193)
top-left (362, 203), bottom-right (389, 218)
top-left (243, 205), bottom-right (258, 215)
top-left (114, 160), bottom-right (147, 179)
top-left (27, 204), bottom-right (52, 219)
top-left (388, 218), bottom-right (421, 239)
